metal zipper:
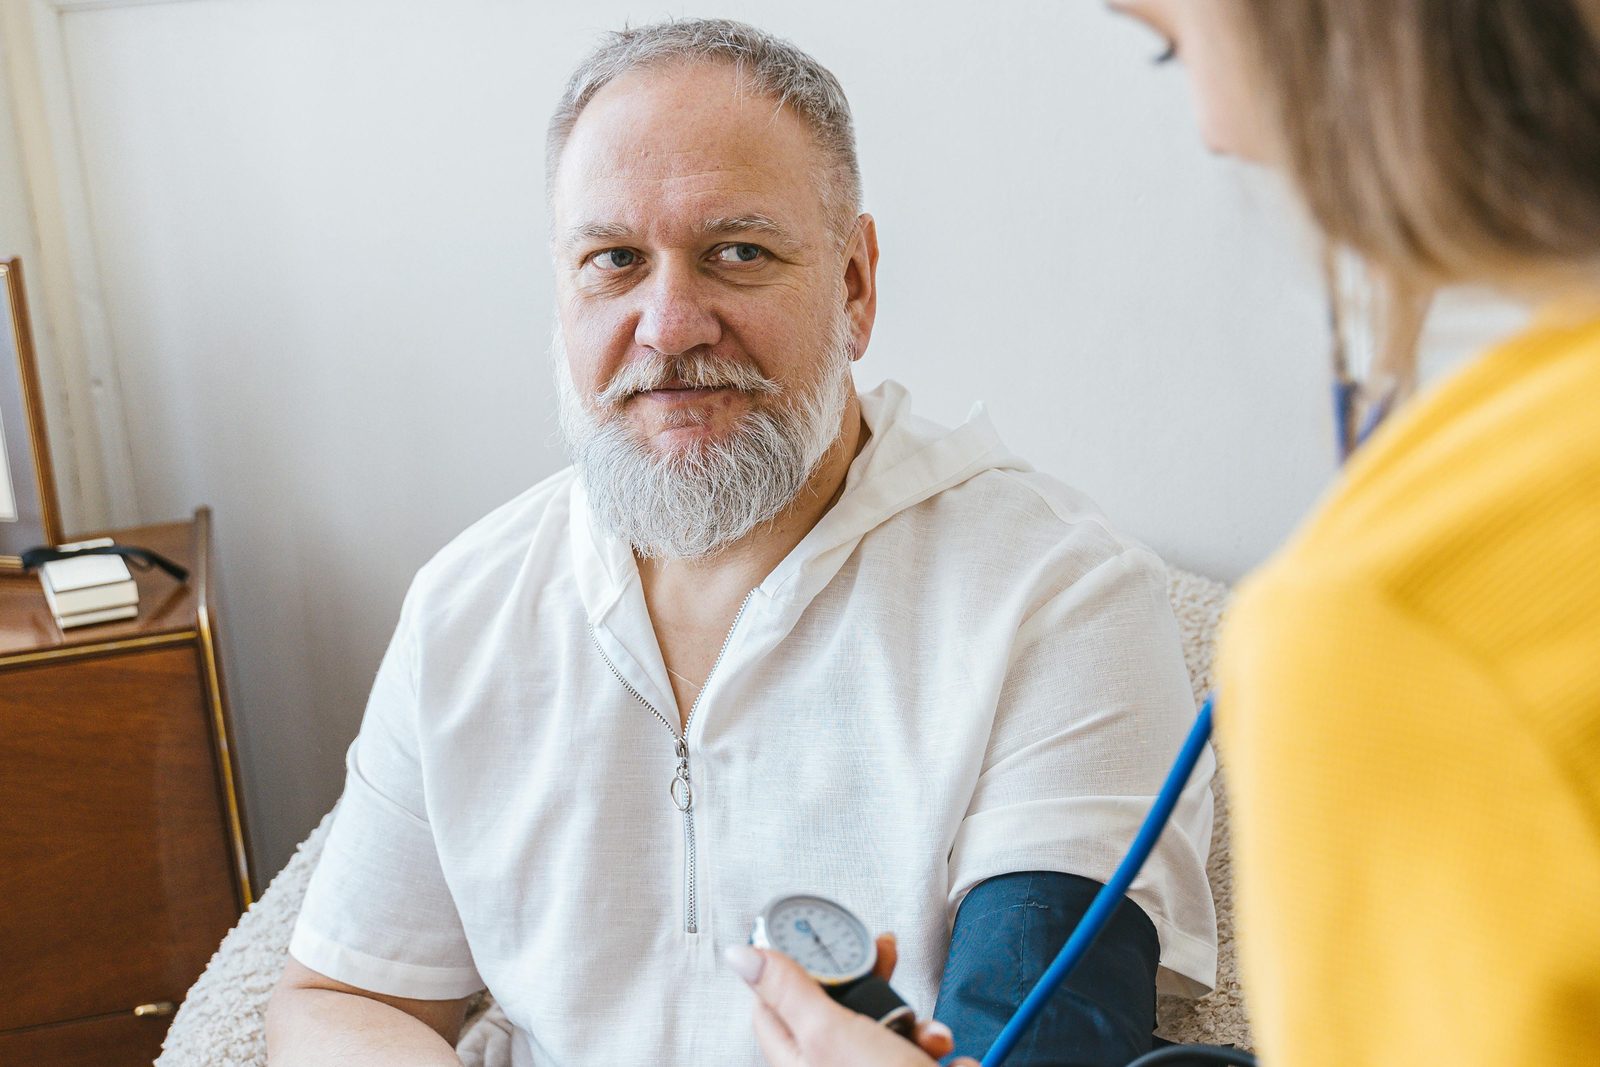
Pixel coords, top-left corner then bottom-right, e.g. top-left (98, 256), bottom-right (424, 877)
top-left (589, 590), bottom-right (754, 934)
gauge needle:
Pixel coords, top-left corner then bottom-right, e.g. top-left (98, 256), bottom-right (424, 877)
top-left (795, 919), bottom-right (844, 972)
top-left (809, 932), bottom-right (842, 972)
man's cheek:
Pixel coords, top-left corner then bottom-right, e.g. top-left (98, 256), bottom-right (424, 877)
top-left (567, 347), bottom-right (619, 401)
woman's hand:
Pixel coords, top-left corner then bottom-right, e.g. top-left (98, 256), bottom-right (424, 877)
top-left (725, 934), bottom-right (978, 1067)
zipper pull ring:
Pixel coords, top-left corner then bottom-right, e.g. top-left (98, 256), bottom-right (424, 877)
top-left (671, 737), bottom-right (692, 811)
top-left (670, 765), bottom-right (692, 811)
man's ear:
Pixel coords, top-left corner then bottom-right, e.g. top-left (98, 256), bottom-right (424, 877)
top-left (842, 213), bottom-right (879, 362)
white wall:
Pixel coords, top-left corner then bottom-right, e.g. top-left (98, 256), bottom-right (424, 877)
top-left (32, 0), bottom-right (1519, 878)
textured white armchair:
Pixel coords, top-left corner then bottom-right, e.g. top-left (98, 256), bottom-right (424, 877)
top-left (156, 568), bottom-right (1249, 1066)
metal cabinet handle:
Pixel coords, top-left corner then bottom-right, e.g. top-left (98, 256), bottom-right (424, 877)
top-left (133, 1001), bottom-right (176, 1018)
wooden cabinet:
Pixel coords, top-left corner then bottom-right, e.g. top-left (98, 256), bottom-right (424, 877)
top-left (0, 508), bottom-right (252, 1065)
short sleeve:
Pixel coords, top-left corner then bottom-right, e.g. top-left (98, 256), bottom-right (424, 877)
top-left (289, 590), bottom-right (485, 999)
top-left (946, 547), bottom-right (1218, 996)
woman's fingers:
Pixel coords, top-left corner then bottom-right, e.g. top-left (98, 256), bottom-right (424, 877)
top-left (751, 1001), bottom-right (804, 1067)
top-left (728, 942), bottom-right (949, 1067)
top-left (873, 933), bottom-right (898, 980)
top-left (912, 1018), bottom-right (954, 1059)
top-left (728, 945), bottom-right (856, 1051)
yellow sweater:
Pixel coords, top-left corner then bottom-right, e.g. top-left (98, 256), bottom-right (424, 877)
top-left (1216, 311), bottom-right (1600, 1065)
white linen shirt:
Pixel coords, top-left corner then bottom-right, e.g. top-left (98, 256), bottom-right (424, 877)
top-left (291, 381), bottom-right (1216, 1066)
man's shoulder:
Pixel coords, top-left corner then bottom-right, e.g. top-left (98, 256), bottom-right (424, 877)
top-left (851, 384), bottom-right (1159, 588)
top-left (914, 465), bottom-right (1154, 573)
top-left (411, 466), bottom-right (579, 597)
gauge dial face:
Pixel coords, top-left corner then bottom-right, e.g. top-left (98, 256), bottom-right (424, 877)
top-left (760, 895), bottom-right (874, 983)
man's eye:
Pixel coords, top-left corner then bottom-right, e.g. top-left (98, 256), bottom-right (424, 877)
top-left (590, 249), bottom-right (638, 270)
top-left (715, 244), bottom-right (767, 265)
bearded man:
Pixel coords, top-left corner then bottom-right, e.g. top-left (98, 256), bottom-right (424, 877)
top-left (267, 19), bottom-right (1217, 1067)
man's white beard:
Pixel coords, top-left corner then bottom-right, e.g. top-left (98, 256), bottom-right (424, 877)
top-left (554, 317), bottom-right (854, 560)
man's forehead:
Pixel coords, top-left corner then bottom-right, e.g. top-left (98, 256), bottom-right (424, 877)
top-left (552, 62), bottom-right (830, 237)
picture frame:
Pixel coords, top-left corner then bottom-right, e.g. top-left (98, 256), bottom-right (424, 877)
top-left (0, 257), bottom-right (63, 570)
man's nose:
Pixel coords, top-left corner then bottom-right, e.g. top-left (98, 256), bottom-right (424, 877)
top-left (633, 262), bottom-right (721, 356)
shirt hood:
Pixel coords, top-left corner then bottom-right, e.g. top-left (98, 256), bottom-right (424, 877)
top-left (759, 379), bottom-right (1028, 606)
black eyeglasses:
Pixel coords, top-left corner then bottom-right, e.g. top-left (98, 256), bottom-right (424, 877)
top-left (20, 543), bottom-right (190, 584)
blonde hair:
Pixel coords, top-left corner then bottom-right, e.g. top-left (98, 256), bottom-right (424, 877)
top-left (1226, 0), bottom-right (1600, 411)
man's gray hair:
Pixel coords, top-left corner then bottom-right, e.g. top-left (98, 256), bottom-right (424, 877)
top-left (546, 18), bottom-right (863, 232)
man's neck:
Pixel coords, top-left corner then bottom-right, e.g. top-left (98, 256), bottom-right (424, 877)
top-left (636, 394), bottom-right (867, 605)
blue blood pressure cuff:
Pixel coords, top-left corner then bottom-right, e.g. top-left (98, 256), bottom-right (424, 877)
top-left (935, 871), bottom-right (1161, 1066)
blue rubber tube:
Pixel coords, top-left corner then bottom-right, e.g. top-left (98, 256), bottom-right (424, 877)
top-left (980, 697), bottom-right (1217, 1067)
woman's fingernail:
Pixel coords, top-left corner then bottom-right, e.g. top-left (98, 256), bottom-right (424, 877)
top-left (724, 944), bottom-right (766, 984)
top-left (926, 1020), bottom-right (952, 1041)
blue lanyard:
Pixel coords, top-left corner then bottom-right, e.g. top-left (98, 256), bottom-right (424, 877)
top-left (1335, 378), bottom-right (1395, 462)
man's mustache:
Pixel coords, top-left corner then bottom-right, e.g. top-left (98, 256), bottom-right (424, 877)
top-left (594, 353), bottom-right (781, 408)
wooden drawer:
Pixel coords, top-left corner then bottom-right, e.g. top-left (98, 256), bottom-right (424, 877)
top-left (0, 1008), bottom-right (172, 1067)
top-left (0, 647), bottom-right (241, 1032)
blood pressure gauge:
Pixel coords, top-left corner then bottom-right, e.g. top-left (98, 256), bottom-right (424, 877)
top-left (750, 893), bottom-right (916, 1039)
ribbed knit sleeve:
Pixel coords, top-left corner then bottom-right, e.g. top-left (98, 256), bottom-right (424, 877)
top-left (1217, 574), bottom-right (1600, 1065)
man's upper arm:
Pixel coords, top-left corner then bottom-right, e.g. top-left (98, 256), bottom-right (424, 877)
top-left (934, 871), bottom-right (1161, 1066)
top-left (289, 586), bottom-right (486, 1000)
top-left (948, 543), bottom-right (1217, 995)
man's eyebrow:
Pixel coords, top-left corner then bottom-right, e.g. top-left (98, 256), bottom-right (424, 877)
top-left (697, 214), bottom-right (804, 251)
top-left (559, 221), bottom-right (634, 248)
top-left (558, 215), bottom-right (806, 252)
